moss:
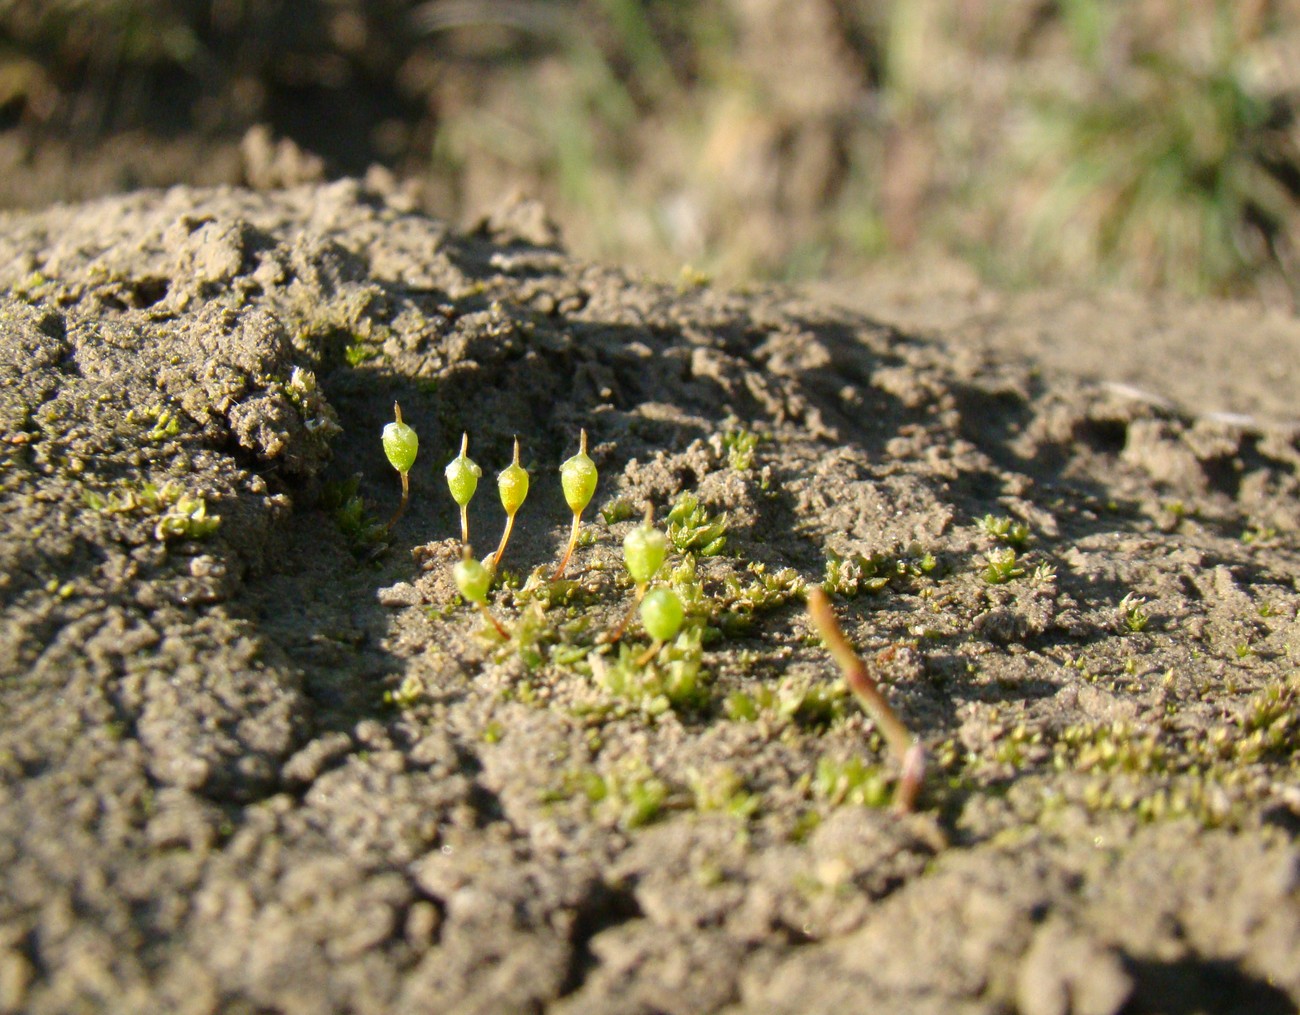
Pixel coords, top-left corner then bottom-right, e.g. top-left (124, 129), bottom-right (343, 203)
top-left (126, 404), bottom-right (181, 441)
top-left (593, 626), bottom-right (709, 715)
top-left (666, 490), bottom-right (728, 556)
top-left (724, 676), bottom-right (850, 729)
top-left (720, 428), bottom-right (762, 471)
top-left (813, 755), bottom-right (891, 809)
top-left (384, 673), bottom-right (424, 709)
top-left (600, 499), bottom-right (637, 525)
top-left (980, 547), bottom-right (1025, 584)
top-left (1118, 592), bottom-right (1151, 633)
top-left (320, 475), bottom-right (386, 549)
top-left (688, 765), bottom-right (760, 819)
top-left (549, 762), bottom-right (672, 830)
top-left (822, 546), bottom-right (936, 597)
top-left (977, 514), bottom-right (1032, 549)
top-left (83, 479), bottom-right (220, 541)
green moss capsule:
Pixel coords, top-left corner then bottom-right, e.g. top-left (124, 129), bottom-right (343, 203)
top-left (560, 429), bottom-right (597, 514)
top-left (498, 438), bottom-right (529, 515)
top-left (453, 555), bottom-right (491, 604)
top-left (639, 587), bottom-right (684, 642)
top-left (604, 506), bottom-right (669, 644)
top-left (623, 510), bottom-right (668, 586)
top-left (445, 432), bottom-right (481, 506)
top-left (453, 549), bottom-right (509, 638)
top-left (382, 402), bottom-right (417, 531)
top-left (491, 437), bottom-right (529, 571)
top-left (444, 432), bottom-right (481, 544)
top-left (382, 403), bottom-right (418, 474)
top-left (553, 429), bottom-right (598, 580)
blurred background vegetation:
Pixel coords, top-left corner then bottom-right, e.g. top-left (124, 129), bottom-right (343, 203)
top-left (2, 0), bottom-right (1299, 304)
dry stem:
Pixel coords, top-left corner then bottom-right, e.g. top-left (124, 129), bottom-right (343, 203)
top-left (806, 587), bottom-right (926, 812)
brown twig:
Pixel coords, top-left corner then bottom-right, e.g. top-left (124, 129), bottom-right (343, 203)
top-left (806, 587), bottom-right (926, 813)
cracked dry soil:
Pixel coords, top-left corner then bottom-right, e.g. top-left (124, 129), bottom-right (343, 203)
top-left (1, 181), bottom-right (1299, 1014)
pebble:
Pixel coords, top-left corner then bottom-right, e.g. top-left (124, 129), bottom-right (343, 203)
top-left (376, 582), bottom-right (421, 607)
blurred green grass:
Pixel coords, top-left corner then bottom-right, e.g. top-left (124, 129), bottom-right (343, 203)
top-left (2, 0), bottom-right (1299, 302)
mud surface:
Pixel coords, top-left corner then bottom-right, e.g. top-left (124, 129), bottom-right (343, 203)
top-left (1, 182), bottom-right (1299, 1014)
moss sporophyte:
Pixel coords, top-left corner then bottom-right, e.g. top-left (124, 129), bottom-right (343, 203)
top-left (381, 402), bottom-right (418, 531)
top-left (492, 437), bottom-right (530, 572)
top-left (606, 506), bottom-right (669, 643)
top-left (554, 429), bottom-right (598, 579)
top-left (636, 587), bottom-right (685, 665)
top-left (444, 432), bottom-right (482, 546)
top-left (454, 549), bottom-right (509, 638)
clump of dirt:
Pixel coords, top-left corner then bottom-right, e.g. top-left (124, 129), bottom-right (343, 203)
top-left (1, 182), bottom-right (1298, 1013)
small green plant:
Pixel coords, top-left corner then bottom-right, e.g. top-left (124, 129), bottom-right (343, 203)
top-left (806, 587), bottom-right (925, 813)
top-left (154, 492), bottom-right (221, 542)
top-left (981, 548), bottom-right (1025, 584)
top-left (454, 550), bottom-right (509, 638)
top-left (345, 339), bottom-right (380, 366)
top-left (666, 491), bottom-right (728, 556)
top-left (85, 480), bottom-right (221, 542)
top-left (444, 432), bottom-right (482, 546)
top-left (814, 756), bottom-right (891, 809)
top-left (492, 437), bottom-right (530, 572)
top-left (321, 475), bottom-right (385, 548)
top-left (600, 499), bottom-right (636, 525)
top-left (978, 514), bottom-right (1031, 549)
top-left (554, 429), bottom-right (598, 579)
top-left (127, 404), bottom-right (181, 442)
top-left (593, 626), bottom-right (707, 715)
top-left (689, 765), bottom-right (759, 818)
top-left (384, 673), bottom-right (424, 709)
top-left (823, 547), bottom-right (935, 596)
top-left (1118, 592), bottom-right (1151, 633)
top-left (722, 428), bottom-right (760, 470)
top-left (600, 765), bottom-right (670, 830)
top-left (381, 402), bottom-right (418, 531)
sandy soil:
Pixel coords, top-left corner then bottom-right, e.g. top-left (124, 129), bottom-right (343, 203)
top-left (1, 182), bottom-right (1298, 1014)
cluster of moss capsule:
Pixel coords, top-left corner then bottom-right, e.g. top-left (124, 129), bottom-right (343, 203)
top-left (380, 409), bottom-right (683, 652)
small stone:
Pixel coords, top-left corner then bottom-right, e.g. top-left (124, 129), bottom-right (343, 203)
top-left (281, 732), bottom-right (353, 786)
top-left (377, 582), bottom-right (421, 607)
top-left (1016, 920), bottom-right (1132, 1015)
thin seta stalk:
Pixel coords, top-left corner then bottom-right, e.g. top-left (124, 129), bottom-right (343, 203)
top-left (806, 587), bottom-right (927, 813)
top-left (387, 471), bottom-right (410, 532)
